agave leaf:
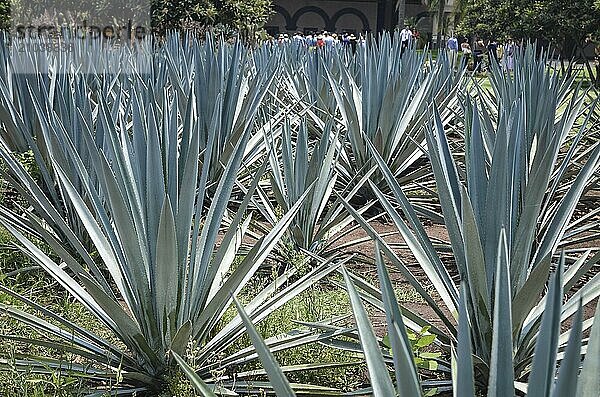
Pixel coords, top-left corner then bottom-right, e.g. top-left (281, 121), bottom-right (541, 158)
top-left (551, 301), bottom-right (583, 397)
top-left (176, 117), bottom-right (201, 265)
top-left (527, 254), bottom-right (564, 397)
top-left (262, 116), bottom-right (343, 254)
top-left (193, 185), bottom-right (314, 341)
top-left (509, 125), bottom-right (553, 286)
top-left (170, 321), bottom-right (192, 358)
top-left (576, 302), bottom-right (600, 397)
top-left (233, 362), bottom-right (356, 379)
top-left (190, 105), bottom-right (254, 311)
top-left (559, 272), bottom-right (600, 323)
top-left (0, 286), bottom-right (127, 363)
top-left (234, 298), bottom-right (297, 397)
top-left (460, 186), bottom-right (491, 359)
top-left (341, 266), bottom-right (396, 396)
top-left (365, 136), bottom-right (457, 308)
top-left (50, 162), bottom-right (136, 306)
top-left (172, 352), bottom-right (220, 397)
top-left (534, 143), bottom-right (600, 266)
top-left (464, 100), bottom-right (488, 232)
top-left (427, 107), bottom-right (465, 274)
top-left (456, 282), bottom-right (475, 397)
top-left (78, 275), bottom-right (161, 371)
top-left (375, 241), bottom-right (422, 396)
top-left (155, 196), bottom-right (179, 341)
top-left (207, 214), bottom-right (252, 302)
top-left (541, 99), bottom-right (596, 217)
top-left (0, 335), bottom-right (120, 371)
top-left (335, 268), bottom-right (448, 343)
top-left (206, 161), bottom-right (268, 302)
top-left (0, 355), bottom-right (123, 380)
top-left (0, 221), bottom-right (126, 337)
top-left (460, 186), bottom-right (489, 312)
top-left (389, 73), bottom-right (431, 152)
top-left (213, 327), bottom-right (353, 371)
top-left (0, 303), bottom-right (127, 367)
top-left (337, 193), bottom-right (456, 336)
top-left (511, 254), bottom-right (551, 335)
top-left (563, 250), bottom-right (597, 292)
top-left (0, 145), bottom-right (111, 292)
top-left (487, 230), bottom-right (514, 397)
top-left (223, 381), bottom-right (339, 396)
top-left (370, 181), bottom-right (457, 314)
top-left (199, 256), bottom-right (345, 362)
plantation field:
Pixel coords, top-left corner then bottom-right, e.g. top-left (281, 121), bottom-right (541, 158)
top-left (0, 33), bottom-right (599, 397)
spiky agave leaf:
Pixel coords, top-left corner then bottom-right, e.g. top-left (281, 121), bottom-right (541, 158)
top-left (0, 34), bottom-right (277, 254)
top-left (328, 34), bottom-right (464, 204)
top-left (344, 45), bottom-right (599, 392)
top-left (0, 38), bottom-right (332, 394)
top-left (254, 115), bottom-right (375, 258)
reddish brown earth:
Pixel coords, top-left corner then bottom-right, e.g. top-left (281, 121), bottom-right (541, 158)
top-left (325, 206), bottom-right (599, 334)
top-left (327, 220), bottom-right (455, 333)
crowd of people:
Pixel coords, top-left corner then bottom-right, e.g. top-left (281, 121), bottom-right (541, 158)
top-left (266, 27), bottom-right (518, 74)
top-left (271, 31), bottom-right (367, 52)
top-left (268, 25), bottom-right (427, 54)
top-left (448, 34), bottom-right (517, 73)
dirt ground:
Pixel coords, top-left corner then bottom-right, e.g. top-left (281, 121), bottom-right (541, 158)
top-left (328, 220), bottom-right (454, 332)
top-left (326, 210), bottom-right (599, 334)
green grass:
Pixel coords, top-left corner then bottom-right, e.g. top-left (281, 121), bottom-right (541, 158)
top-left (1, 233), bottom-right (431, 396)
top-left (0, 148), bottom-right (449, 396)
top-left (0, 224), bottom-right (124, 396)
top-left (0, 275), bottom-right (100, 396)
top-left (206, 269), bottom-right (365, 393)
top-left (0, 247), bottom-right (358, 395)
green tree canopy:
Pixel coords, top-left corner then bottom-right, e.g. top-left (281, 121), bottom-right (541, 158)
top-left (457, 0), bottom-right (600, 46)
top-left (0, 0), bottom-right (9, 30)
top-left (152, 0), bottom-right (273, 35)
top-left (0, 0), bottom-right (273, 35)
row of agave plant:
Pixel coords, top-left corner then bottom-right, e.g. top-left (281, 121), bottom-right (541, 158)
top-left (0, 32), bottom-right (598, 396)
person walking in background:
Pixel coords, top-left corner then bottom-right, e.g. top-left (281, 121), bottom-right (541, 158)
top-left (277, 33), bottom-right (291, 45)
top-left (413, 28), bottom-right (421, 47)
top-left (292, 32), bottom-right (305, 46)
top-left (316, 33), bottom-right (325, 49)
top-left (359, 33), bottom-right (367, 50)
top-left (447, 34), bottom-right (458, 51)
top-left (503, 38), bottom-right (515, 72)
top-left (447, 34), bottom-right (459, 67)
top-left (487, 39), bottom-right (499, 66)
top-left (341, 33), bottom-right (349, 47)
top-left (400, 25), bottom-right (413, 57)
top-left (349, 33), bottom-right (358, 53)
top-left (461, 38), bottom-right (472, 70)
top-left (323, 31), bottom-right (335, 47)
top-left (473, 38), bottom-right (486, 72)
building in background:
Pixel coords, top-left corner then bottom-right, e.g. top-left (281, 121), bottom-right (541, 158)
top-left (267, 0), bottom-right (455, 43)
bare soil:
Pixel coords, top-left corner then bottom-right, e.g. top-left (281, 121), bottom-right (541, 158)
top-left (327, 209), bottom-right (599, 334)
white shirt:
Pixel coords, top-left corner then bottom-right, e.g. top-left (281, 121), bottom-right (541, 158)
top-left (400, 28), bottom-right (412, 42)
top-left (293, 35), bottom-right (305, 45)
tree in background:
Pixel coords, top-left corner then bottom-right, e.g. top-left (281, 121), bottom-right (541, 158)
top-left (457, 0), bottom-right (600, 44)
top-left (591, 0), bottom-right (600, 37)
top-left (425, 0), bottom-right (448, 48)
top-left (455, 0), bottom-right (526, 40)
top-left (0, 0), bottom-right (9, 30)
top-left (151, 0), bottom-right (273, 38)
top-left (396, 0), bottom-right (406, 27)
top-left (523, 1), bottom-right (600, 48)
top-left (0, 0), bottom-right (273, 38)
top-left (456, 0), bottom-right (600, 83)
